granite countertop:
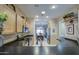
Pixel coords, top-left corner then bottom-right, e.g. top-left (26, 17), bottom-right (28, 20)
top-left (0, 32), bottom-right (34, 39)
top-left (0, 33), bottom-right (17, 40)
top-left (17, 32), bottom-right (34, 38)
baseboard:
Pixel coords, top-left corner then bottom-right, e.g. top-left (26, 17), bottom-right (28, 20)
top-left (64, 38), bottom-right (78, 45)
top-left (56, 39), bottom-right (62, 41)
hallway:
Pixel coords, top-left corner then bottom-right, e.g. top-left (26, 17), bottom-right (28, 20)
top-left (0, 4), bottom-right (79, 55)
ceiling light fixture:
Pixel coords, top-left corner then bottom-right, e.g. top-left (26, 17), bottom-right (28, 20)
top-left (41, 11), bottom-right (46, 14)
top-left (51, 5), bottom-right (56, 9)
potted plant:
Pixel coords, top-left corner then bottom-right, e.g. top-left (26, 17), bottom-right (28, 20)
top-left (0, 12), bottom-right (8, 34)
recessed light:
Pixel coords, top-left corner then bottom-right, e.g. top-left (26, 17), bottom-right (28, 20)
top-left (41, 11), bottom-right (46, 14)
top-left (51, 5), bottom-right (56, 9)
top-left (46, 16), bottom-right (49, 18)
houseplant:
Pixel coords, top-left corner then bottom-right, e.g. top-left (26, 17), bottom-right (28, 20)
top-left (0, 12), bottom-right (8, 34)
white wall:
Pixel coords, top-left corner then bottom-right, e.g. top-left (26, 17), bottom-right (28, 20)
top-left (76, 6), bottom-right (79, 39)
top-left (59, 19), bottom-right (66, 38)
top-left (57, 6), bottom-right (79, 41)
top-left (77, 10), bottom-right (79, 43)
top-left (58, 17), bottom-right (78, 41)
top-left (65, 20), bottom-right (78, 40)
top-left (58, 18), bottom-right (78, 41)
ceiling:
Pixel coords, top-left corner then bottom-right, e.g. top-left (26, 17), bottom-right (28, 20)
top-left (16, 4), bottom-right (75, 20)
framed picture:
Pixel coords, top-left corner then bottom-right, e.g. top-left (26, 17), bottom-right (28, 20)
top-left (66, 24), bottom-right (74, 35)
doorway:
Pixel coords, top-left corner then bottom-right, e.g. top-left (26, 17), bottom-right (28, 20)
top-left (35, 20), bottom-right (50, 46)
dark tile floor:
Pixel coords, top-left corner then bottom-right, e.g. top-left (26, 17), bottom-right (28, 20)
top-left (0, 39), bottom-right (79, 55)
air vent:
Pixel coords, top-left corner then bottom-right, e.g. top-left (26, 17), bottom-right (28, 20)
top-left (34, 4), bottom-right (39, 7)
